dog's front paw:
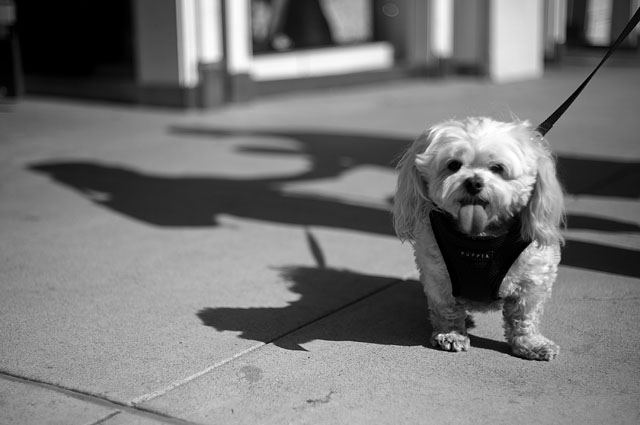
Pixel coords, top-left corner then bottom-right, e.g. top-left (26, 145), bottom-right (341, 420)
top-left (431, 332), bottom-right (470, 352)
top-left (510, 335), bottom-right (559, 361)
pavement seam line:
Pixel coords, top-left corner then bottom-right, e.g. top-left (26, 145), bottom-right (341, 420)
top-left (130, 278), bottom-right (405, 405)
top-left (0, 372), bottom-right (200, 425)
top-left (129, 342), bottom-right (267, 406)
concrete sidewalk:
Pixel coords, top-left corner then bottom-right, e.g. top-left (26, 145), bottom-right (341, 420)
top-left (1, 64), bottom-right (639, 424)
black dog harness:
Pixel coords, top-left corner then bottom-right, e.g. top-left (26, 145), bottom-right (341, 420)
top-left (429, 210), bottom-right (531, 302)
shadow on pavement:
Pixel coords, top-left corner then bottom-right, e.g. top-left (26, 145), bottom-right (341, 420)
top-left (198, 267), bottom-right (429, 351)
top-left (28, 126), bottom-right (639, 352)
top-left (557, 156), bottom-right (639, 198)
top-left (197, 265), bottom-right (512, 355)
top-left (29, 126), bottom-right (640, 278)
top-left (29, 161), bottom-right (394, 234)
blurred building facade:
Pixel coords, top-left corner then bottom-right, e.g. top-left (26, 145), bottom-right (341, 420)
top-left (6, 0), bottom-right (639, 108)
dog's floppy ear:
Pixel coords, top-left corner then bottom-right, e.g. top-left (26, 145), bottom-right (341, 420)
top-left (393, 132), bottom-right (431, 242)
top-left (520, 139), bottom-right (565, 246)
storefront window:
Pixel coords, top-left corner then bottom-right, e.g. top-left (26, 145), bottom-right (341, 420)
top-left (251, 0), bottom-right (373, 53)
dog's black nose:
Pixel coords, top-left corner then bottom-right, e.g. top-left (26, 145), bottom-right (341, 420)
top-left (464, 176), bottom-right (484, 195)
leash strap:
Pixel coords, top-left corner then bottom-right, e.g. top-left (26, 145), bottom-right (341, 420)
top-left (536, 7), bottom-right (640, 136)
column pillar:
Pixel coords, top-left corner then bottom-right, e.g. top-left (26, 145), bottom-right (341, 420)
top-left (487, 0), bottom-right (544, 82)
top-left (134, 0), bottom-right (226, 108)
top-left (223, 0), bottom-right (254, 102)
top-left (195, 0), bottom-right (225, 107)
top-left (544, 0), bottom-right (567, 62)
top-left (430, 0), bottom-right (454, 74)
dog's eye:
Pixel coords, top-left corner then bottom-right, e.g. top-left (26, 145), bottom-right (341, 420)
top-left (447, 160), bottom-right (462, 172)
top-left (489, 163), bottom-right (505, 174)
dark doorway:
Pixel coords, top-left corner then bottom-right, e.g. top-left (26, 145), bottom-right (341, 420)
top-left (15, 0), bottom-right (136, 102)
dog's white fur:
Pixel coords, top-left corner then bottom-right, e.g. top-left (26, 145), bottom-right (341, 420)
top-left (393, 117), bottom-right (564, 360)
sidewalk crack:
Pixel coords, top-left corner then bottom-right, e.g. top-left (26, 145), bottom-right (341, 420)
top-left (131, 278), bottom-right (403, 405)
top-left (0, 372), bottom-right (200, 425)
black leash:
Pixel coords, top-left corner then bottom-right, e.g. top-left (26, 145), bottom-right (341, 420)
top-left (536, 7), bottom-right (640, 136)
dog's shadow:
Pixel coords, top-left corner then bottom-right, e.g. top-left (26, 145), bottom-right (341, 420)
top-left (197, 266), bottom-right (511, 355)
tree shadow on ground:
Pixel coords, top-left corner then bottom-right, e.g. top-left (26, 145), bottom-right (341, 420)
top-left (196, 265), bottom-right (511, 355)
top-left (29, 161), bottom-right (394, 234)
top-left (29, 126), bottom-right (640, 278)
top-left (197, 267), bottom-right (426, 351)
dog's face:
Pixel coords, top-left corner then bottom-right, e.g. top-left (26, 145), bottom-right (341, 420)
top-left (416, 119), bottom-right (538, 235)
top-left (393, 118), bottom-right (564, 244)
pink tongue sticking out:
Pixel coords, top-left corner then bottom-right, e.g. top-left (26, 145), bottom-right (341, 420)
top-left (458, 203), bottom-right (488, 235)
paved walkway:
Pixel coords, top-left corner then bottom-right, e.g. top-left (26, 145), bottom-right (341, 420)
top-left (1, 64), bottom-right (639, 424)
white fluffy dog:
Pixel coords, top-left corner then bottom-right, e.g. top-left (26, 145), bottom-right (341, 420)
top-left (393, 117), bottom-right (564, 360)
